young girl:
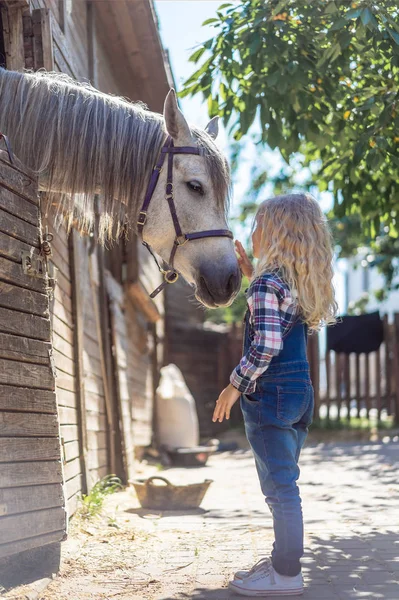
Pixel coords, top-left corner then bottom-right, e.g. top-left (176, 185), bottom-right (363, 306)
top-left (213, 193), bottom-right (337, 597)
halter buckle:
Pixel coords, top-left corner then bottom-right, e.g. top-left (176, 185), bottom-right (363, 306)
top-left (175, 235), bottom-right (188, 247)
top-left (164, 270), bottom-right (179, 284)
top-left (137, 211), bottom-right (147, 226)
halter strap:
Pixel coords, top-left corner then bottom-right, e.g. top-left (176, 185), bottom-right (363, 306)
top-left (138, 135), bottom-right (233, 298)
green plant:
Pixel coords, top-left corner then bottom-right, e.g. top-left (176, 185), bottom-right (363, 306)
top-left (78, 475), bottom-right (123, 519)
top-left (183, 0), bottom-right (399, 286)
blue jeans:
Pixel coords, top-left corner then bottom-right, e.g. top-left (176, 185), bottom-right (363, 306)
top-left (240, 362), bottom-right (314, 577)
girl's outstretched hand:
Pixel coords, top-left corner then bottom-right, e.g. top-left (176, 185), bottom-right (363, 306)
top-left (212, 384), bottom-right (241, 423)
top-left (235, 240), bottom-right (253, 279)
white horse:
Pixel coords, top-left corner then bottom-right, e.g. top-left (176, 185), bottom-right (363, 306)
top-left (0, 68), bottom-right (240, 307)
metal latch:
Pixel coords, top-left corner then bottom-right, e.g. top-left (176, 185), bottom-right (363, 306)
top-left (21, 250), bottom-right (47, 279)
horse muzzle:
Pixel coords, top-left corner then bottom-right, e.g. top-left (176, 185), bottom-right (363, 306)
top-left (195, 262), bottom-right (241, 308)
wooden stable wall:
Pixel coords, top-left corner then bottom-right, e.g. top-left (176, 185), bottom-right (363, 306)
top-left (0, 150), bottom-right (66, 558)
top-left (0, 0), bottom-right (171, 533)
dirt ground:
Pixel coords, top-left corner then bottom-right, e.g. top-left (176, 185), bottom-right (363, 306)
top-left (4, 431), bottom-right (399, 600)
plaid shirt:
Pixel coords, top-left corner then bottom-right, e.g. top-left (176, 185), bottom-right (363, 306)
top-left (230, 272), bottom-right (298, 394)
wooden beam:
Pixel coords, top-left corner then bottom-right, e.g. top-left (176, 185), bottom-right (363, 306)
top-left (32, 9), bottom-right (54, 72)
top-left (127, 281), bottom-right (161, 323)
top-left (69, 231), bottom-right (89, 494)
top-left (1, 5), bottom-right (24, 71)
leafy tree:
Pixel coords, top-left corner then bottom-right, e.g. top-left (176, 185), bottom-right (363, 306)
top-left (182, 0), bottom-right (399, 241)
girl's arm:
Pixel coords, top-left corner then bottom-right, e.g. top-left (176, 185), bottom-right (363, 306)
top-left (230, 279), bottom-right (285, 394)
top-left (213, 278), bottom-right (287, 423)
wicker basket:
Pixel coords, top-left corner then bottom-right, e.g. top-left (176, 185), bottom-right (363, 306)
top-left (132, 476), bottom-right (213, 510)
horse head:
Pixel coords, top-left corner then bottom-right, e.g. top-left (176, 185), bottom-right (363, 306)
top-left (141, 90), bottom-right (241, 308)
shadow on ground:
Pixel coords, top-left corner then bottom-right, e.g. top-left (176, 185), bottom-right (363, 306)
top-left (157, 530), bottom-right (399, 599)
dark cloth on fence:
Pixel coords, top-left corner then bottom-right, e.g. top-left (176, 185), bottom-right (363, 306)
top-left (327, 311), bottom-right (384, 355)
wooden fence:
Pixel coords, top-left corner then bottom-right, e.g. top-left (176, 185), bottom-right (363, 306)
top-left (225, 315), bottom-right (399, 425)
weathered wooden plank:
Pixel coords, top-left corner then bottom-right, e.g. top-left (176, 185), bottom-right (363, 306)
top-left (0, 280), bottom-right (48, 317)
top-left (0, 332), bottom-right (50, 364)
top-left (56, 387), bottom-right (76, 409)
top-left (0, 306), bottom-right (51, 341)
top-left (0, 255), bottom-right (48, 294)
top-left (63, 440), bottom-right (80, 464)
top-left (0, 230), bottom-right (36, 263)
top-left (83, 334), bottom-right (102, 363)
top-left (52, 330), bottom-right (74, 360)
top-left (52, 281), bottom-right (73, 317)
top-left (32, 8), bottom-right (54, 72)
top-left (52, 267), bottom-right (72, 298)
top-left (51, 313), bottom-right (73, 345)
top-left (86, 412), bottom-right (107, 432)
top-left (65, 473), bottom-right (82, 501)
top-left (0, 437), bottom-right (61, 463)
top-left (1, 5), bottom-right (25, 71)
top-left (0, 385), bottom-right (56, 413)
top-left (0, 484), bottom-right (63, 517)
top-left (49, 242), bottom-right (70, 283)
top-left (0, 186), bottom-right (38, 226)
top-left (52, 296), bottom-right (74, 329)
top-left (59, 424), bottom-right (79, 444)
top-left (127, 281), bottom-right (161, 323)
top-left (83, 351), bottom-right (102, 379)
top-left (63, 457), bottom-right (81, 482)
top-left (84, 391), bottom-right (105, 414)
top-left (0, 506), bottom-right (65, 545)
top-left (53, 348), bottom-right (75, 376)
top-left (0, 461), bottom-right (62, 488)
top-left (67, 491), bottom-right (80, 518)
top-left (87, 430), bottom-right (107, 451)
top-left (0, 411), bottom-right (58, 437)
top-left (0, 208), bottom-right (40, 248)
top-left (58, 405), bottom-right (78, 426)
top-left (0, 158), bottom-right (37, 203)
top-left (55, 369), bottom-right (75, 393)
top-left (88, 448), bottom-right (108, 471)
top-left (0, 358), bottom-right (54, 390)
top-left (84, 373), bottom-right (104, 397)
top-left (0, 530), bottom-right (64, 560)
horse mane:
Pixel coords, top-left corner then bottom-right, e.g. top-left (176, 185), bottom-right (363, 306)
top-left (0, 68), bottom-right (230, 241)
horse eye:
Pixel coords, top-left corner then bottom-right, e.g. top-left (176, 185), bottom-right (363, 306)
top-left (186, 180), bottom-right (204, 195)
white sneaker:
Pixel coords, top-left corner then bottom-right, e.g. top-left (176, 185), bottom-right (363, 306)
top-left (229, 562), bottom-right (303, 597)
top-left (234, 557), bottom-right (272, 580)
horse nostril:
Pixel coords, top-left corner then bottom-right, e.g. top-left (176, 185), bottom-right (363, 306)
top-left (227, 272), bottom-right (238, 294)
top-left (200, 276), bottom-right (213, 300)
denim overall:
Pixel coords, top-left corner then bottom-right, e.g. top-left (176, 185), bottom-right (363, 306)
top-left (240, 309), bottom-right (314, 577)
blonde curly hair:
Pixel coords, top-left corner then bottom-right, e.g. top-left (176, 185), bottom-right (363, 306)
top-left (253, 193), bottom-right (338, 331)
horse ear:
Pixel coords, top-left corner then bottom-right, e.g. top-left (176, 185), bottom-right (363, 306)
top-left (205, 116), bottom-right (219, 140)
top-left (163, 89), bottom-right (192, 143)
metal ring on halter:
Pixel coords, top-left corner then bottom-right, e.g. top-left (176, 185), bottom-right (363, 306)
top-left (175, 235), bottom-right (188, 247)
top-left (164, 270), bottom-right (179, 284)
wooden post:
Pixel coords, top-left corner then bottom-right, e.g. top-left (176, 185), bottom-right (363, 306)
top-left (365, 353), bottom-right (371, 420)
top-left (335, 353), bottom-right (342, 421)
top-left (325, 350), bottom-right (331, 422)
top-left (89, 251), bottom-right (116, 475)
top-left (376, 348), bottom-right (382, 422)
top-left (32, 9), bottom-right (54, 71)
top-left (1, 5), bottom-right (24, 70)
top-left (383, 315), bottom-right (391, 415)
top-left (344, 354), bottom-right (351, 421)
top-left (307, 334), bottom-right (320, 421)
top-left (69, 231), bottom-right (89, 495)
top-left (355, 353), bottom-right (361, 418)
top-left (393, 314), bottom-right (399, 425)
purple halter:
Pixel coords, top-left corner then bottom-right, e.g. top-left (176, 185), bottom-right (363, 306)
top-left (137, 136), bottom-right (233, 298)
